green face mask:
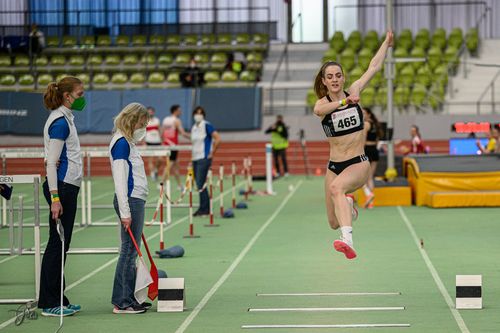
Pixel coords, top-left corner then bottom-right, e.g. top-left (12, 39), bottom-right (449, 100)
top-left (70, 95), bottom-right (86, 111)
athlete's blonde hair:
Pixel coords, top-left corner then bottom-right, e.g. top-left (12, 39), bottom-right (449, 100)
top-left (113, 103), bottom-right (149, 141)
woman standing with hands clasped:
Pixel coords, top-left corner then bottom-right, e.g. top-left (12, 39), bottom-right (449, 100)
top-left (109, 103), bottom-right (151, 314)
top-left (313, 31), bottom-right (393, 260)
top-left (40, 76), bottom-right (85, 316)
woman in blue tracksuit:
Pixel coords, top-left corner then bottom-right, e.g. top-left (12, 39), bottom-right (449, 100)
top-left (40, 76), bottom-right (85, 317)
top-left (109, 103), bottom-right (151, 314)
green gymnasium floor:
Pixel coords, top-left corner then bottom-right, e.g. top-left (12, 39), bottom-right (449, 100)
top-left (1, 176), bottom-right (499, 332)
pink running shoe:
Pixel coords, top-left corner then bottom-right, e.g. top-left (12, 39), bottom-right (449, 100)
top-left (364, 193), bottom-right (375, 209)
top-left (333, 239), bottom-right (357, 259)
top-left (346, 195), bottom-right (358, 221)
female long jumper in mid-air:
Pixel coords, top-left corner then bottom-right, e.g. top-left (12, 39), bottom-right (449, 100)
top-left (313, 31), bottom-right (393, 260)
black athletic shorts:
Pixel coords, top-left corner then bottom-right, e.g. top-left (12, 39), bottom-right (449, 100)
top-left (327, 154), bottom-right (369, 176)
top-left (364, 145), bottom-right (379, 162)
top-left (169, 150), bottom-right (178, 161)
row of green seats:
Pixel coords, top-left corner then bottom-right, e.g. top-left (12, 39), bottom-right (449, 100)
top-left (330, 27), bottom-right (478, 55)
top-left (323, 44), bottom-right (459, 72)
top-left (0, 52), bottom-right (263, 68)
top-left (46, 33), bottom-right (270, 48)
top-left (0, 70), bottom-right (258, 88)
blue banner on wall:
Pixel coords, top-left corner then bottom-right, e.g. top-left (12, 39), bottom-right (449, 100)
top-left (0, 88), bottom-right (261, 135)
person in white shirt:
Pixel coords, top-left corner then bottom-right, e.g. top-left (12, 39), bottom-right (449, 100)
top-left (40, 76), bottom-right (84, 317)
top-left (190, 106), bottom-right (221, 216)
top-left (161, 105), bottom-right (190, 189)
top-left (145, 106), bottom-right (161, 180)
top-left (109, 103), bottom-right (151, 314)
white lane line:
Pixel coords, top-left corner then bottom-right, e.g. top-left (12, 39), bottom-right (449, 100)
top-left (174, 180), bottom-right (303, 333)
top-left (248, 306), bottom-right (405, 312)
top-left (256, 292), bottom-right (401, 297)
top-left (242, 324), bottom-right (411, 329)
top-left (397, 206), bottom-right (470, 333)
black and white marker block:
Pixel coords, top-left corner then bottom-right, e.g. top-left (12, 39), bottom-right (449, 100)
top-left (456, 275), bottom-right (482, 309)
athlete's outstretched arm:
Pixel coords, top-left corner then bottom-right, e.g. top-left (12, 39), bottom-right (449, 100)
top-left (349, 31), bottom-right (393, 96)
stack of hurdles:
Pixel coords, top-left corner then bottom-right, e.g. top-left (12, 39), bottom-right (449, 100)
top-left (0, 32), bottom-right (269, 91)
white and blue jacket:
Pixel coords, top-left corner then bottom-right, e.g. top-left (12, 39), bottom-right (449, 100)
top-left (191, 120), bottom-right (215, 161)
top-left (43, 105), bottom-right (82, 190)
top-left (109, 131), bottom-right (148, 219)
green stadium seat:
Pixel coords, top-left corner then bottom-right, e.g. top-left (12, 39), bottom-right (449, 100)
top-left (306, 89), bottom-right (317, 109)
top-left (55, 73), bottom-right (70, 82)
top-left (111, 73), bottom-right (128, 84)
top-left (18, 74), bottom-right (34, 86)
top-left (116, 35), bottom-right (130, 46)
top-left (97, 35), bottom-right (112, 47)
top-left (69, 55), bottom-right (84, 66)
top-left (35, 55), bottom-right (48, 66)
top-left (50, 55), bottom-right (65, 66)
top-left (444, 46), bottom-right (459, 73)
top-left (252, 33), bottom-right (269, 44)
top-left (428, 83), bottom-right (445, 110)
top-left (175, 53), bottom-right (191, 65)
top-left (132, 35), bottom-right (147, 46)
top-left (415, 65), bottom-right (432, 87)
top-left (14, 55), bottom-right (30, 66)
top-left (148, 72), bottom-right (165, 83)
top-left (409, 47), bottom-right (426, 70)
top-left (158, 54), bottom-right (173, 65)
top-left (221, 71), bottom-right (238, 82)
top-left (0, 55), bottom-right (10, 66)
top-left (348, 66), bottom-right (364, 85)
top-left (375, 86), bottom-right (387, 108)
top-left (37, 74), bottom-right (53, 86)
top-left (166, 35), bottom-right (181, 45)
top-left (166, 72), bottom-right (180, 83)
top-left (339, 48), bottom-right (355, 72)
top-left (360, 86), bottom-right (375, 108)
top-left (363, 30), bottom-right (379, 52)
top-left (415, 29), bottom-right (430, 50)
top-left (322, 49), bottom-right (338, 63)
top-left (347, 30), bottom-right (362, 52)
top-left (433, 64), bottom-right (448, 86)
top-left (410, 84), bottom-right (427, 108)
top-left (93, 73), bottom-right (109, 85)
top-left (397, 29), bottom-right (413, 51)
top-left (427, 46), bottom-right (442, 70)
top-left (239, 70), bottom-right (256, 82)
top-left (88, 55), bottom-right (103, 66)
top-left (211, 53), bottom-right (227, 69)
top-left (369, 71), bottom-right (383, 88)
top-left (466, 28), bottom-right (479, 55)
top-left (236, 33), bottom-right (250, 44)
top-left (394, 85), bottom-right (410, 109)
top-left (247, 52), bottom-right (263, 63)
top-left (204, 71), bottom-right (220, 82)
top-left (0, 74), bottom-right (16, 86)
top-left (75, 73), bottom-right (90, 85)
top-left (393, 47), bottom-right (408, 72)
top-left (130, 72), bottom-right (146, 84)
top-left (46, 36), bottom-right (59, 47)
top-left (105, 54), bottom-right (121, 66)
top-left (397, 65), bottom-right (415, 86)
top-left (123, 54), bottom-right (139, 65)
top-left (81, 35), bottom-right (95, 46)
top-left (184, 34), bottom-right (198, 46)
top-left (431, 28), bottom-right (447, 50)
top-left (149, 35), bottom-right (165, 45)
top-left (330, 31), bottom-right (345, 53)
top-left (448, 28), bottom-right (463, 48)
top-left (201, 34), bottom-right (216, 45)
top-left (194, 53), bottom-right (209, 64)
top-left (141, 54), bottom-right (156, 65)
top-left (62, 36), bottom-right (76, 47)
top-left (357, 48), bottom-right (373, 70)
top-left (217, 34), bottom-right (232, 45)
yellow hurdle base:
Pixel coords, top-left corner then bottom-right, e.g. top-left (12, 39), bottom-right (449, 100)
top-left (429, 191), bottom-right (500, 208)
top-left (355, 187), bottom-right (412, 207)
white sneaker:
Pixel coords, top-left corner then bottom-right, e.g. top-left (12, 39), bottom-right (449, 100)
top-left (346, 195), bottom-right (358, 221)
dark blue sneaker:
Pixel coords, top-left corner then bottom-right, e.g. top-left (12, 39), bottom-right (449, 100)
top-left (42, 307), bottom-right (75, 317)
top-left (65, 304), bottom-right (81, 313)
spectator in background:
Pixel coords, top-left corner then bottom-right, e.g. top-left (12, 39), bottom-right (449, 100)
top-left (29, 23), bottom-right (45, 55)
top-left (265, 115), bottom-right (289, 177)
top-left (224, 53), bottom-right (245, 74)
top-left (161, 105), bottom-right (190, 190)
top-left (145, 106), bottom-right (162, 181)
top-left (402, 125), bottom-right (425, 155)
top-left (476, 128), bottom-right (498, 154)
top-left (180, 58), bottom-right (205, 88)
top-left (362, 107), bottom-right (383, 209)
top-left (190, 106), bottom-right (220, 216)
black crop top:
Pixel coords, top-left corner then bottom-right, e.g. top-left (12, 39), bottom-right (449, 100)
top-left (366, 122), bottom-right (378, 141)
top-left (321, 93), bottom-right (364, 137)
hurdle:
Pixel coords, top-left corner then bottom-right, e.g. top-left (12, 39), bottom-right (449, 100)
top-left (231, 161), bottom-right (236, 208)
top-left (219, 164), bottom-right (224, 217)
top-left (184, 173), bottom-right (200, 238)
top-left (0, 174), bottom-right (41, 305)
top-left (205, 168), bottom-right (219, 227)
